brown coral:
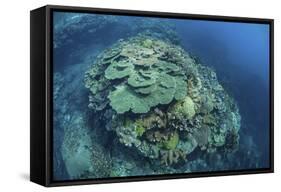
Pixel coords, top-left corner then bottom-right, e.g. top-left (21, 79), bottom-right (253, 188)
top-left (160, 149), bottom-right (187, 166)
top-left (140, 112), bottom-right (167, 129)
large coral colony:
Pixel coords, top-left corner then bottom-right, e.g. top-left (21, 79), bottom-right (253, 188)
top-left (84, 33), bottom-right (241, 167)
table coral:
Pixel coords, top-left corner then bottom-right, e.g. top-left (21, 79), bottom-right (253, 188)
top-left (84, 33), bottom-right (241, 166)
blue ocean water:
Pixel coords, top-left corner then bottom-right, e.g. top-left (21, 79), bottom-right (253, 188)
top-left (174, 20), bottom-right (270, 167)
top-left (53, 12), bottom-right (270, 181)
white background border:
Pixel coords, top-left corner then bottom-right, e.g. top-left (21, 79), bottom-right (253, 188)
top-left (0, 0), bottom-right (279, 191)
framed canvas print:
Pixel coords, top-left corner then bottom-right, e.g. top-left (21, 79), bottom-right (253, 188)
top-left (30, 5), bottom-right (274, 187)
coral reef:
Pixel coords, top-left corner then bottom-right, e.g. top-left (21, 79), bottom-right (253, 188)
top-left (54, 13), bottom-right (180, 71)
top-left (84, 33), bottom-right (241, 167)
top-left (85, 35), bottom-right (187, 113)
top-left (54, 13), bottom-right (118, 50)
top-left (52, 13), bottom-right (267, 180)
top-left (168, 96), bottom-right (196, 120)
top-left (160, 149), bottom-right (186, 166)
top-left (61, 114), bottom-right (112, 179)
top-left (53, 64), bottom-right (113, 180)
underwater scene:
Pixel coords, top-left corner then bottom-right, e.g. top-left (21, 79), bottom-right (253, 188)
top-left (52, 11), bottom-right (270, 181)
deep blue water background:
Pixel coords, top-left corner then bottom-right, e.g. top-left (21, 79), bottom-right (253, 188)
top-left (53, 12), bottom-right (271, 179)
top-left (174, 19), bottom-right (270, 167)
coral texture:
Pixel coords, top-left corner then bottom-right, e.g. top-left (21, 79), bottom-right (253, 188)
top-left (85, 34), bottom-right (241, 166)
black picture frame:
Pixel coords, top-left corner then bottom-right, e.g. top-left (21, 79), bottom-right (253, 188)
top-left (30, 4), bottom-right (274, 187)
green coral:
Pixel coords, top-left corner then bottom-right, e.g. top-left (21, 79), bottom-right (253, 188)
top-left (213, 134), bottom-right (225, 147)
top-left (134, 84), bottom-right (156, 94)
top-left (141, 39), bottom-right (153, 48)
top-left (108, 85), bottom-right (151, 114)
top-left (108, 72), bottom-right (180, 113)
top-left (104, 42), bottom-right (187, 114)
top-left (85, 35), bottom-right (189, 114)
top-left (102, 47), bottom-right (121, 62)
top-left (154, 61), bottom-right (180, 73)
top-left (169, 96), bottom-right (196, 120)
top-left (174, 76), bottom-right (188, 100)
top-left (161, 132), bottom-right (179, 150)
top-left (105, 61), bottom-right (134, 80)
top-left (135, 120), bottom-right (146, 137)
top-left (127, 71), bottom-right (157, 88)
